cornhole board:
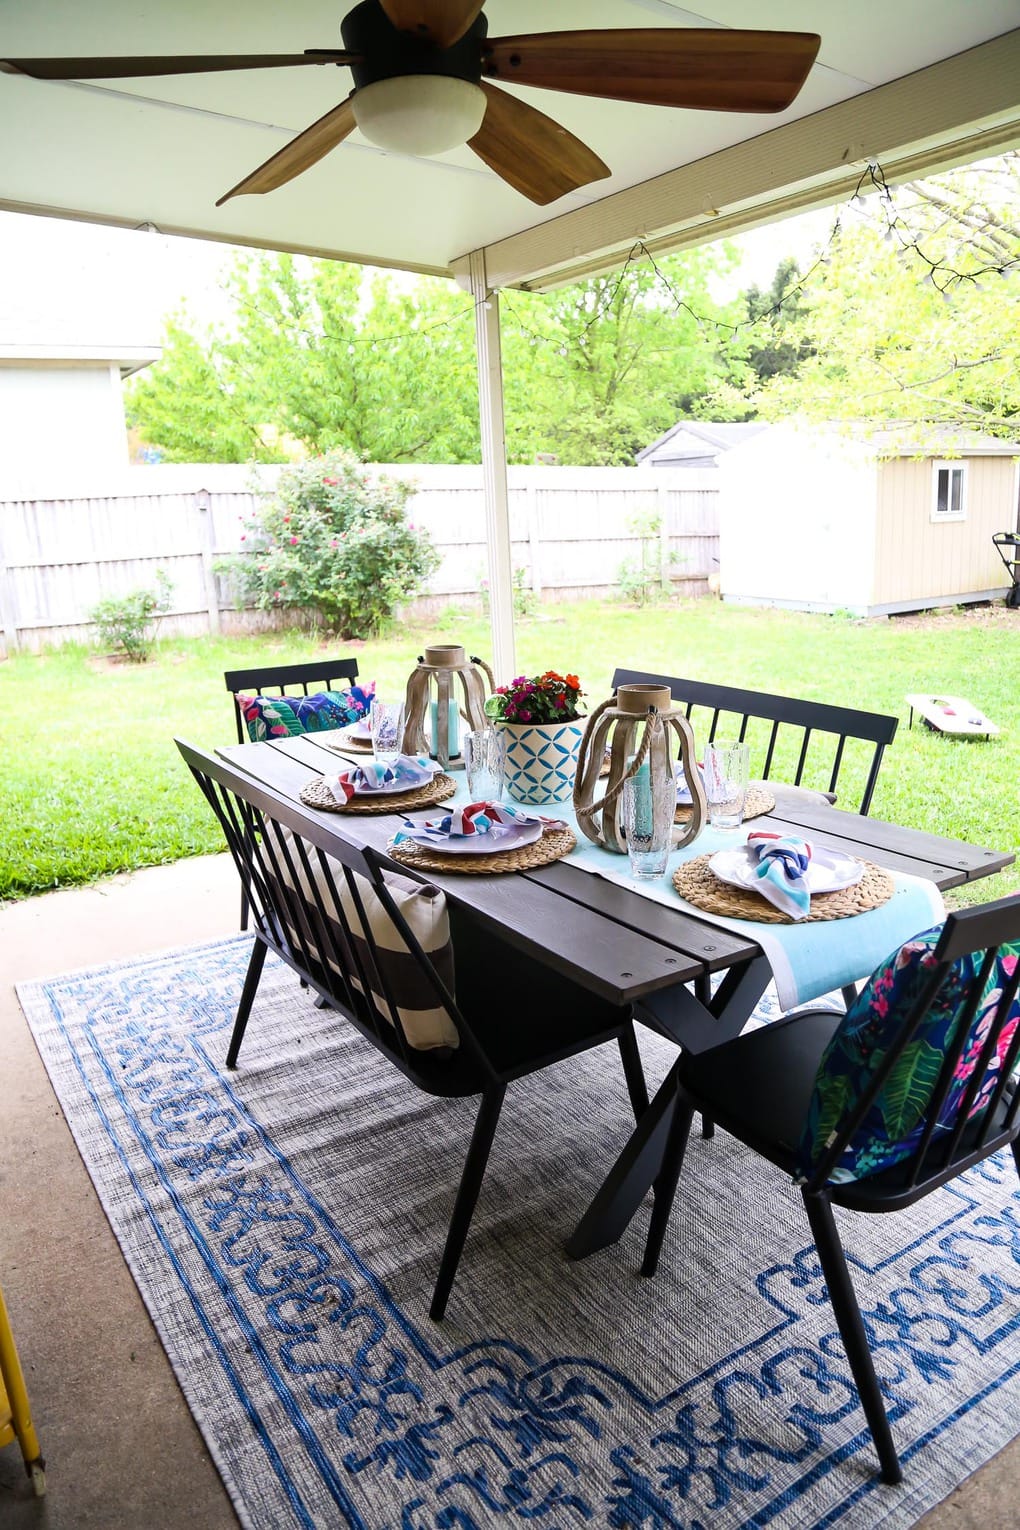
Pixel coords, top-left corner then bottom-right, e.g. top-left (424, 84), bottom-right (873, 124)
top-left (906, 694), bottom-right (1000, 738)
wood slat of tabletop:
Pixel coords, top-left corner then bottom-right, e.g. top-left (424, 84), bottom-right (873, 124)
top-left (525, 861), bottom-right (759, 971)
top-left (760, 813), bottom-right (964, 888)
top-left (764, 792), bottom-right (1012, 886)
top-left (216, 739), bottom-right (702, 1004)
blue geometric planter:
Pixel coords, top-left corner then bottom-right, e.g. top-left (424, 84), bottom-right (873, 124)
top-left (499, 719), bottom-right (584, 805)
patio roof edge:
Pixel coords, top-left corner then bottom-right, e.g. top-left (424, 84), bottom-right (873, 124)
top-left (452, 28), bottom-right (1020, 294)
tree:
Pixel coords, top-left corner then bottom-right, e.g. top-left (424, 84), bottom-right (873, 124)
top-left (741, 256), bottom-right (815, 385)
top-left (128, 255), bottom-right (482, 464)
top-left (500, 246), bottom-right (749, 464)
top-left (747, 154), bottom-right (1020, 437)
top-left (128, 244), bottom-right (748, 467)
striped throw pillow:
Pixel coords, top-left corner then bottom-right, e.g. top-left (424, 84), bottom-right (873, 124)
top-left (268, 827), bottom-right (458, 1053)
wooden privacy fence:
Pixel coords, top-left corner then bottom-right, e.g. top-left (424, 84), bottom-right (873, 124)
top-left (0, 462), bottom-right (719, 653)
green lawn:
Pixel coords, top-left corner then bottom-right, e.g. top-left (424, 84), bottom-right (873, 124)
top-left (1, 599), bottom-right (1017, 906)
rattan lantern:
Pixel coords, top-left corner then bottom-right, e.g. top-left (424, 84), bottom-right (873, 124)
top-left (573, 682), bottom-right (707, 853)
top-left (401, 644), bottom-right (496, 769)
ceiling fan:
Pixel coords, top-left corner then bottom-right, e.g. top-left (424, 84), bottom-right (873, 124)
top-left (1, 0), bottom-right (820, 208)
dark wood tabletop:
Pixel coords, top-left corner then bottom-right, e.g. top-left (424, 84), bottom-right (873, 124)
top-left (218, 733), bottom-right (1013, 1006)
top-left (216, 731), bottom-right (1014, 1261)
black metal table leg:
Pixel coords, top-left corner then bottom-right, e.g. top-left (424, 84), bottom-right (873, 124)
top-left (565, 955), bottom-right (772, 1259)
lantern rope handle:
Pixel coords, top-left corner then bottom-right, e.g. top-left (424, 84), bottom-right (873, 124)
top-left (470, 656), bottom-right (497, 693)
top-left (575, 705), bottom-right (659, 825)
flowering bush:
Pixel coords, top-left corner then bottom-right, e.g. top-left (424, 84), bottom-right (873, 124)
top-left (215, 449), bottom-right (439, 638)
top-left (484, 670), bottom-right (584, 726)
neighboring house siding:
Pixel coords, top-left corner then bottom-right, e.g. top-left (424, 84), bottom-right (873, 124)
top-left (0, 364), bottom-right (129, 473)
top-left (872, 455), bottom-right (1017, 607)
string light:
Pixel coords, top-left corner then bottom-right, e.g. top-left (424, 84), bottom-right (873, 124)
top-left (187, 154), bottom-right (1016, 359)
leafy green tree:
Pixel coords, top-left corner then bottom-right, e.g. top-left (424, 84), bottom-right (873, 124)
top-left (500, 246), bottom-right (749, 463)
top-left (128, 245), bottom-right (747, 467)
top-left (129, 254), bottom-right (480, 464)
top-left (748, 154), bottom-right (1020, 437)
top-left (741, 256), bottom-right (816, 384)
top-left (214, 449), bottom-right (439, 638)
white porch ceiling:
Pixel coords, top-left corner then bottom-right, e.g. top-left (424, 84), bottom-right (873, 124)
top-left (2, 1), bottom-right (1019, 289)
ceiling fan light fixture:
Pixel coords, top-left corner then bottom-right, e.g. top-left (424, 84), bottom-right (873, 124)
top-left (351, 74), bottom-right (486, 155)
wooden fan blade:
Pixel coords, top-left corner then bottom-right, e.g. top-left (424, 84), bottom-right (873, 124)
top-left (483, 29), bottom-right (821, 113)
top-left (468, 83), bottom-right (609, 206)
top-left (377, 1), bottom-right (484, 48)
top-left (217, 95), bottom-right (357, 205)
top-left (0, 53), bottom-right (356, 80)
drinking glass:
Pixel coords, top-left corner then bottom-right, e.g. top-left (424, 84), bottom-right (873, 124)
top-left (370, 699), bottom-right (405, 766)
top-left (463, 727), bottom-right (506, 802)
top-left (704, 741), bottom-right (750, 830)
top-left (621, 757), bottom-right (675, 879)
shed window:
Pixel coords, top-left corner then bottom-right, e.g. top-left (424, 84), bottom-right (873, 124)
top-left (932, 462), bottom-right (966, 521)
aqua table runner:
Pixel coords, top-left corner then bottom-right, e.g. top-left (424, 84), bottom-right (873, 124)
top-left (431, 784), bottom-right (946, 1010)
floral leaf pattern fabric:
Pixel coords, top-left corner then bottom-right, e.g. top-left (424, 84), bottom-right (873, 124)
top-left (797, 926), bottom-right (1020, 1184)
top-left (239, 683), bottom-right (376, 741)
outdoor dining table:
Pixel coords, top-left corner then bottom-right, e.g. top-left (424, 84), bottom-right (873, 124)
top-left (218, 731), bottom-right (1014, 1261)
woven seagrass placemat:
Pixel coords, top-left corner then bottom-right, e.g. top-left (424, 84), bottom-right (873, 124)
top-left (673, 854), bottom-right (894, 924)
top-left (299, 773), bottom-right (457, 815)
top-left (675, 783), bottom-right (775, 825)
top-left (388, 825), bottom-right (576, 876)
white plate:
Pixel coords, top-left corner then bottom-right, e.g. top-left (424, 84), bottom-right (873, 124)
top-left (399, 820), bottom-right (544, 855)
top-left (329, 723), bottom-right (373, 749)
top-left (709, 844), bottom-right (864, 895)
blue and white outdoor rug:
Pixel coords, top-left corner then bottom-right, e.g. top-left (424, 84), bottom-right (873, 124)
top-left (17, 936), bottom-right (1020, 1530)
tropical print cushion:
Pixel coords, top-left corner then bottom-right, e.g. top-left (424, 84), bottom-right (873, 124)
top-left (796, 925), bottom-right (1020, 1184)
top-left (238, 683), bottom-right (376, 741)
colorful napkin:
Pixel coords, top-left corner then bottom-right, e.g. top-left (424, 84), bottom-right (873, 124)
top-left (393, 799), bottom-right (566, 847)
top-left (747, 830), bottom-right (814, 920)
top-left (324, 754), bottom-right (440, 805)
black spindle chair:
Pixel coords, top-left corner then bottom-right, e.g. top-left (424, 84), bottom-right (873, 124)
top-left (612, 668), bottom-right (898, 816)
top-left (177, 739), bottom-right (649, 1323)
top-left (225, 656), bottom-right (361, 745)
top-left (225, 656), bottom-right (361, 928)
top-left (641, 894), bottom-right (1020, 1484)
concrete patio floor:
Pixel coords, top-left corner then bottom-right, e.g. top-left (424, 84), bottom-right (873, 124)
top-left (0, 854), bottom-right (1018, 1528)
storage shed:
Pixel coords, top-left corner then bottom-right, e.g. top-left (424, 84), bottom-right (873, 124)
top-left (718, 422), bottom-right (1020, 616)
top-left (636, 420), bottom-right (768, 470)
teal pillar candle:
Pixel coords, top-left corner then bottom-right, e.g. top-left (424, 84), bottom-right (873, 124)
top-left (628, 756), bottom-right (653, 836)
top-left (429, 700), bottom-right (460, 757)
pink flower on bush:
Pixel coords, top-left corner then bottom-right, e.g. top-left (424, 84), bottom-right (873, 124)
top-left (289, 536), bottom-right (299, 545)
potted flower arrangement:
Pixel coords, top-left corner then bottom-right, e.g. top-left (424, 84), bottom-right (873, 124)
top-left (484, 671), bottom-right (586, 804)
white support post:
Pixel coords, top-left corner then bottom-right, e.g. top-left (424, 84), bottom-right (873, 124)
top-left (658, 481), bottom-right (671, 594)
top-left (469, 249), bottom-right (515, 683)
